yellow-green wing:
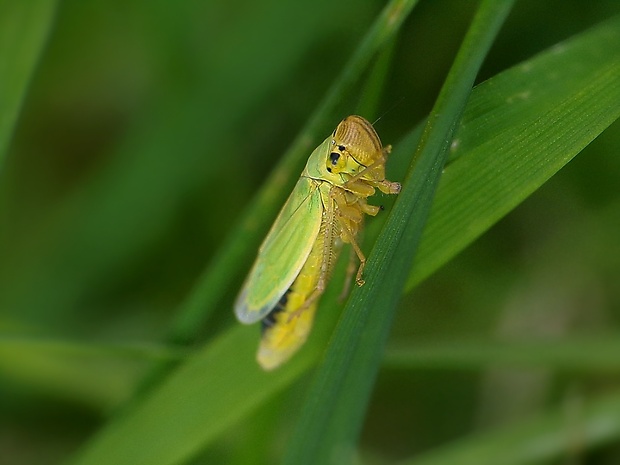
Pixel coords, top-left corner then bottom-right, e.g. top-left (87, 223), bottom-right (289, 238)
top-left (234, 176), bottom-right (323, 324)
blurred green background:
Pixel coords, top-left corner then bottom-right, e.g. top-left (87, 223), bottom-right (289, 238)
top-left (1, 0), bottom-right (620, 464)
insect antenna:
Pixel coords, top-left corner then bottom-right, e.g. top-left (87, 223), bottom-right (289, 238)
top-left (372, 96), bottom-right (405, 126)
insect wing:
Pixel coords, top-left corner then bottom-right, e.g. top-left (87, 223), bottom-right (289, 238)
top-left (234, 176), bottom-right (322, 324)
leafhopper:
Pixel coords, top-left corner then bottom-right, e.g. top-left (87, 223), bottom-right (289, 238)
top-left (235, 115), bottom-right (400, 370)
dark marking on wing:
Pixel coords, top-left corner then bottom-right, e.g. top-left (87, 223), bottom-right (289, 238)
top-left (261, 289), bottom-right (292, 334)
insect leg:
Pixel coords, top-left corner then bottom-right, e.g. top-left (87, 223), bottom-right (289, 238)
top-left (338, 246), bottom-right (357, 302)
top-left (329, 187), bottom-right (369, 287)
top-left (338, 220), bottom-right (367, 286)
top-left (344, 147), bottom-right (401, 195)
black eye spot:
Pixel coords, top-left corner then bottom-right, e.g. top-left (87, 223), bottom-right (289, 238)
top-left (327, 167), bottom-right (332, 173)
top-left (329, 152), bottom-right (340, 165)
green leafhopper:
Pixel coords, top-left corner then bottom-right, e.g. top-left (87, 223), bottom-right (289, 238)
top-left (234, 115), bottom-right (400, 370)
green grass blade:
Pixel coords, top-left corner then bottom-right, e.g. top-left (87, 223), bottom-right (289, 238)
top-left (396, 392), bottom-right (620, 465)
top-left (281, 2), bottom-right (515, 464)
top-left (0, 0), bottom-right (56, 170)
top-left (0, 336), bottom-right (182, 409)
top-left (67, 13), bottom-right (618, 465)
top-left (408, 15), bottom-right (620, 289)
top-left (5, 332), bottom-right (617, 420)
top-left (384, 335), bottom-right (620, 371)
top-left (69, 325), bottom-right (318, 465)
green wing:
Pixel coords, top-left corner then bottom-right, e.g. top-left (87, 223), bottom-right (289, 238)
top-left (234, 176), bottom-right (323, 324)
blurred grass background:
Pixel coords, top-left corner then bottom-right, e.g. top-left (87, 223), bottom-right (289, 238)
top-left (1, 0), bottom-right (620, 464)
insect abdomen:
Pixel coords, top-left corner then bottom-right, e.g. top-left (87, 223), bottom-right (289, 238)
top-left (257, 215), bottom-right (341, 370)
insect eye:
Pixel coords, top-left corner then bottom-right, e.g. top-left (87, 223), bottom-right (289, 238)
top-left (329, 152), bottom-right (340, 165)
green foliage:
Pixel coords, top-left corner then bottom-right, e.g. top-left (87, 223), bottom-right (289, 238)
top-left (1, 1), bottom-right (619, 465)
top-left (0, 0), bottom-right (55, 168)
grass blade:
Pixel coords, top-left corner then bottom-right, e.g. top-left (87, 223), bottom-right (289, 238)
top-left (281, 2), bottom-right (515, 464)
top-left (408, 15), bottom-right (620, 289)
top-left (384, 335), bottom-right (620, 372)
top-left (0, 336), bottom-right (182, 409)
top-left (0, 0), bottom-right (56, 170)
top-left (397, 392), bottom-right (620, 465)
top-left (69, 325), bottom-right (317, 465)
